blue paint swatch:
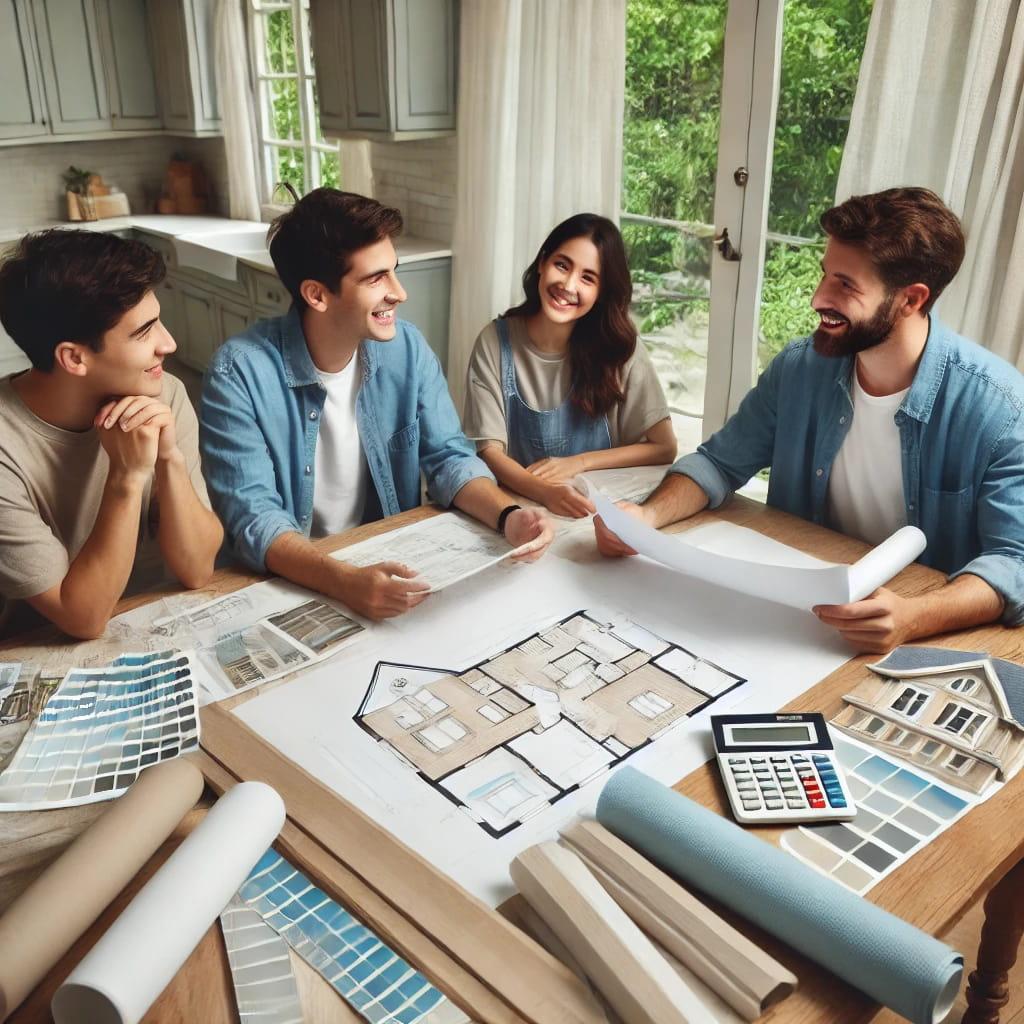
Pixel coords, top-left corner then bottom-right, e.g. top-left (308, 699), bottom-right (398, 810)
top-left (239, 849), bottom-right (456, 1024)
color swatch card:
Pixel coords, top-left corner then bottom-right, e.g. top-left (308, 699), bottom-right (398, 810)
top-left (238, 850), bottom-right (469, 1024)
top-left (0, 650), bottom-right (199, 811)
top-left (781, 734), bottom-right (994, 893)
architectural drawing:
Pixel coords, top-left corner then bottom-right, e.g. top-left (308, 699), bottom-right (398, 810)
top-left (355, 609), bottom-right (744, 837)
top-left (331, 512), bottom-right (516, 592)
top-left (832, 648), bottom-right (1024, 795)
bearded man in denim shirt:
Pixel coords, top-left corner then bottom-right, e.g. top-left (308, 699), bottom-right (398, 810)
top-left (596, 188), bottom-right (1024, 653)
top-left (200, 189), bottom-right (552, 621)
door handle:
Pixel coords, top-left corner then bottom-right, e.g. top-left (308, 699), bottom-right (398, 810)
top-left (713, 227), bottom-right (741, 262)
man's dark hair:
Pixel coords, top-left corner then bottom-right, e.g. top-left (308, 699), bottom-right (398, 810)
top-left (267, 188), bottom-right (403, 309)
top-left (820, 187), bottom-right (965, 314)
top-left (0, 230), bottom-right (165, 372)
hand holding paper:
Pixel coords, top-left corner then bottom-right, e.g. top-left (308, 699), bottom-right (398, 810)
top-left (582, 476), bottom-right (926, 611)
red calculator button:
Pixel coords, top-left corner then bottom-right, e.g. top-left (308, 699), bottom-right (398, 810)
top-left (809, 797), bottom-right (826, 808)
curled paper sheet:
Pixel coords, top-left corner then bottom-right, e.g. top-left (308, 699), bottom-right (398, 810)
top-left (51, 781), bottom-right (286, 1024)
top-left (583, 477), bottom-right (926, 610)
top-left (0, 758), bottom-right (204, 1022)
top-left (597, 767), bottom-right (962, 1024)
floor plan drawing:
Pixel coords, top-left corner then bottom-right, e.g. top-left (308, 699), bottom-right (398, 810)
top-left (354, 609), bottom-right (745, 837)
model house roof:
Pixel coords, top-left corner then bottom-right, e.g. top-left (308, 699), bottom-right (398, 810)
top-left (871, 647), bottom-right (1024, 726)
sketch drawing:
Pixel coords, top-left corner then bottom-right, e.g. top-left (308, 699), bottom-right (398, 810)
top-left (831, 647), bottom-right (1024, 795)
top-left (355, 610), bottom-right (745, 837)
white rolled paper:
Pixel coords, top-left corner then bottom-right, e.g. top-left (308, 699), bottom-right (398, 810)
top-left (51, 781), bottom-right (286, 1024)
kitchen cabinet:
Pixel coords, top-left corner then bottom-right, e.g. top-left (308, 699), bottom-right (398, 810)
top-left (397, 257), bottom-right (451, 370)
top-left (310, 0), bottom-right (457, 140)
top-left (177, 282), bottom-right (217, 372)
top-left (97, 0), bottom-right (161, 129)
top-left (0, 0), bottom-right (49, 140)
top-left (31, 0), bottom-right (110, 134)
top-left (148, 0), bottom-right (220, 134)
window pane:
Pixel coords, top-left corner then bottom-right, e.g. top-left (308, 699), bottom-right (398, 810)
top-left (319, 149), bottom-right (340, 189)
top-left (268, 79), bottom-right (302, 142)
top-left (623, 0), bottom-right (727, 448)
top-left (758, 0), bottom-right (872, 374)
top-left (263, 9), bottom-right (297, 74)
top-left (273, 147), bottom-right (306, 193)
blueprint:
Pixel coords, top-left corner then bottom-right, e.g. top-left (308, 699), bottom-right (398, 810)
top-left (330, 512), bottom-right (518, 592)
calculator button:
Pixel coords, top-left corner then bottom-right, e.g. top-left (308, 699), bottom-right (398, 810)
top-left (749, 757), bottom-right (766, 764)
top-left (736, 783), bottom-right (756, 793)
top-left (733, 771), bottom-right (752, 782)
top-left (827, 795), bottom-right (847, 807)
top-left (786, 799), bottom-right (805, 809)
top-left (765, 800), bottom-right (784, 810)
top-left (812, 755), bottom-right (831, 765)
top-left (741, 803), bottom-right (760, 812)
top-left (728, 758), bottom-right (745, 765)
top-left (782, 785), bottom-right (799, 795)
top-left (770, 756), bottom-right (787, 763)
top-left (809, 797), bottom-right (826, 808)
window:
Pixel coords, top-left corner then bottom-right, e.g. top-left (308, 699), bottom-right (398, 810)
top-left (945, 752), bottom-right (972, 775)
top-left (249, 0), bottom-right (340, 198)
top-left (864, 716), bottom-right (886, 736)
top-left (410, 689), bottom-right (448, 716)
top-left (890, 686), bottom-right (930, 720)
top-left (920, 740), bottom-right (942, 762)
top-left (477, 704), bottom-right (508, 725)
top-left (949, 676), bottom-right (978, 695)
top-left (935, 702), bottom-right (989, 743)
top-left (414, 716), bottom-right (468, 753)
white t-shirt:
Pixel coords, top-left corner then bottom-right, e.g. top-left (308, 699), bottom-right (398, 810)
top-left (311, 356), bottom-right (369, 538)
top-left (827, 369), bottom-right (909, 546)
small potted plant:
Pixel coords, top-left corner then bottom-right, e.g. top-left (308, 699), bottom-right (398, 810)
top-left (63, 165), bottom-right (97, 222)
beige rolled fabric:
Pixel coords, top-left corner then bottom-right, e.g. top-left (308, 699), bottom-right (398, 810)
top-left (0, 757), bottom-right (204, 1021)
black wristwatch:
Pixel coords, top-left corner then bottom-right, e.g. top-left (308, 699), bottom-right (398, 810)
top-left (497, 504), bottom-right (522, 536)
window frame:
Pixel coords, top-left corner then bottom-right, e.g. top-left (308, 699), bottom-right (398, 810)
top-left (248, 0), bottom-right (340, 201)
top-left (890, 685), bottom-right (931, 720)
top-left (934, 701), bottom-right (990, 743)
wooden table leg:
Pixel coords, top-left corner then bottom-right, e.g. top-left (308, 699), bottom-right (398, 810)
top-left (963, 858), bottom-right (1024, 1024)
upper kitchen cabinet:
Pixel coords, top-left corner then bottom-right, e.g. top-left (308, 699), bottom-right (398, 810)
top-left (0, 0), bottom-right (48, 140)
top-left (147, 0), bottom-right (220, 134)
top-left (96, 0), bottom-right (161, 129)
top-left (31, 0), bottom-right (111, 134)
top-left (311, 0), bottom-right (457, 140)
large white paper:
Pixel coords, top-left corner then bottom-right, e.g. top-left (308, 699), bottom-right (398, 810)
top-left (235, 545), bottom-right (852, 906)
top-left (52, 782), bottom-right (285, 1024)
top-left (330, 511), bottom-right (517, 592)
top-left (586, 479), bottom-right (926, 609)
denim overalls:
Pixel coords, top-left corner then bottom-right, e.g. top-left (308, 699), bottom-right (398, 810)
top-left (497, 317), bottom-right (612, 465)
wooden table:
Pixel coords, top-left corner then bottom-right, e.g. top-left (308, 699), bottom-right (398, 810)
top-left (2, 497), bottom-right (1023, 1023)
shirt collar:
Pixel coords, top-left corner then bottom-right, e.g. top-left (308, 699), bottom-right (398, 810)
top-left (279, 305), bottom-right (381, 387)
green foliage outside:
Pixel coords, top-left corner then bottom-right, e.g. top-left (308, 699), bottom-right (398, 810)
top-left (624, 0), bottom-right (872, 375)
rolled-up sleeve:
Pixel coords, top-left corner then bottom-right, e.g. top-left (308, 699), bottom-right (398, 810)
top-left (668, 346), bottom-right (784, 507)
top-left (949, 427), bottom-right (1024, 625)
top-left (412, 328), bottom-right (494, 506)
top-left (199, 356), bottom-right (299, 572)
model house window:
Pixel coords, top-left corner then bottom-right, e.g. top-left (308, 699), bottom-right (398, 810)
top-left (413, 715), bottom-right (468, 753)
top-left (628, 691), bottom-right (674, 719)
top-left (864, 716), bottom-right (886, 736)
top-left (920, 740), bottom-right (942, 761)
top-left (249, 0), bottom-right (341, 198)
top-left (934, 702), bottom-right (989, 743)
top-left (410, 689), bottom-right (448, 716)
top-left (477, 704), bottom-right (509, 725)
top-left (944, 752), bottom-right (972, 775)
top-left (891, 686), bottom-right (930, 719)
top-left (949, 676), bottom-right (978, 695)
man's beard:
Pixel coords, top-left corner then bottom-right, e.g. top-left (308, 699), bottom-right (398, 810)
top-left (813, 293), bottom-right (900, 358)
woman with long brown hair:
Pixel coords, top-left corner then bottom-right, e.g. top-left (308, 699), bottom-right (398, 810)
top-left (463, 213), bottom-right (676, 517)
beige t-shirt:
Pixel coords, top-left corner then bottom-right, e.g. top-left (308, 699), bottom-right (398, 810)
top-left (0, 372), bottom-right (211, 608)
top-left (462, 317), bottom-right (671, 451)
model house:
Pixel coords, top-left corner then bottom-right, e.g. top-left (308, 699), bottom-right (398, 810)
top-left (832, 649), bottom-right (1024, 794)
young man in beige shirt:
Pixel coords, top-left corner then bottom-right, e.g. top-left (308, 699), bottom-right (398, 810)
top-left (0, 230), bottom-right (223, 639)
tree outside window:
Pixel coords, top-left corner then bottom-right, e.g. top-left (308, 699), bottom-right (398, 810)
top-left (249, 0), bottom-right (340, 198)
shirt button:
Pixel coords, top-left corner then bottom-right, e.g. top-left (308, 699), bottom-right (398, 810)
top-left (908, 503), bottom-right (915, 511)
top-left (309, 411), bottom-right (318, 420)
top-left (301, 514), bottom-right (308, 523)
top-left (839, 416), bottom-right (846, 424)
top-left (305, 465), bottom-right (311, 475)
top-left (816, 468), bottom-right (823, 477)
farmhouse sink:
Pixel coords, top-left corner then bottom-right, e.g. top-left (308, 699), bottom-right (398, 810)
top-left (173, 226), bottom-right (271, 280)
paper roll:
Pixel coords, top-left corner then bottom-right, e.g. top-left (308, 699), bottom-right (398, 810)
top-left (51, 781), bottom-right (286, 1024)
top-left (596, 767), bottom-right (962, 1024)
top-left (0, 757), bottom-right (204, 1021)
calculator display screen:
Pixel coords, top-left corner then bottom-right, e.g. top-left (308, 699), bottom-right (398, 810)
top-left (730, 724), bottom-right (813, 744)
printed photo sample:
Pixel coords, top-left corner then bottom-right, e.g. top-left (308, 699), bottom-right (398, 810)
top-left (355, 609), bottom-right (745, 837)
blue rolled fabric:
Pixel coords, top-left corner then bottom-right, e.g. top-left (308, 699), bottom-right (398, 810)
top-left (596, 767), bottom-right (962, 1024)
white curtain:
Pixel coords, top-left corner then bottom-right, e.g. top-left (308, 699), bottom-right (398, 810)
top-left (837, 0), bottom-right (1024, 367)
top-left (214, 0), bottom-right (262, 221)
top-left (340, 140), bottom-right (375, 198)
top-left (447, 0), bottom-right (627, 411)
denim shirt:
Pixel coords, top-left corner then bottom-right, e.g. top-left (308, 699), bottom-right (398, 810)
top-left (671, 317), bottom-right (1024, 624)
top-left (199, 308), bottom-right (493, 572)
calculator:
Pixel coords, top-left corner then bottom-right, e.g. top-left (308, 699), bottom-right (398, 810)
top-left (711, 712), bottom-right (857, 825)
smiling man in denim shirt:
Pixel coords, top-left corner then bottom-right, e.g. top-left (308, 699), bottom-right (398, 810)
top-left (200, 189), bottom-right (553, 620)
top-left (596, 188), bottom-right (1024, 652)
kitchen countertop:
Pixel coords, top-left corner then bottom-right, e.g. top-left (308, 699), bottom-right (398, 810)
top-left (0, 215), bottom-right (453, 267)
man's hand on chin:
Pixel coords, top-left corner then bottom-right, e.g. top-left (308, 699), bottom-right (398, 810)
top-left (813, 587), bottom-right (918, 654)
